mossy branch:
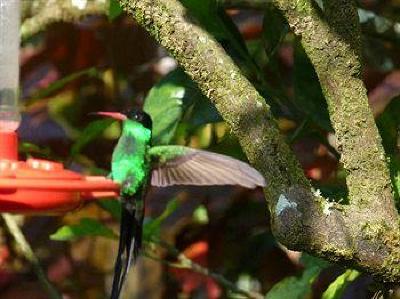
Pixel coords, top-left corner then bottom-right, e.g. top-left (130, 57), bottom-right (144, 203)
top-left (2, 214), bottom-right (62, 299)
top-left (119, 0), bottom-right (400, 282)
top-left (274, 0), bottom-right (398, 213)
top-left (21, 0), bottom-right (107, 41)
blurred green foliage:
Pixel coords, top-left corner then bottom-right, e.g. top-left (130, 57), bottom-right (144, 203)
top-left (266, 254), bottom-right (329, 299)
top-left (322, 270), bottom-right (360, 299)
top-left (50, 218), bottom-right (118, 241)
top-left (143, 68), bottom-right (220, 145)
top-left (108, 0), bottom-right (123, 21)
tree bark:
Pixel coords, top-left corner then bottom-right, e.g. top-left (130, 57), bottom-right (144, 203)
top-left (119, 0), bottom-right (400, 282)
top-left (21, 0), bottom-right (107, 41)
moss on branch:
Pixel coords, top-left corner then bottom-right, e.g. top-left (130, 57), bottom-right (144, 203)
top-left (272, 0), bottom-right (398, 222)
top-left (118, 0), bottom-right (400, 282)
top-left (119, 0), bottom-right (309, 201)
top-left (21, 0), bottom-right (107, 41)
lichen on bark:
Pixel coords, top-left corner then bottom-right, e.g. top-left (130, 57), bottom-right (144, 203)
top-left (119, 0), bottom-right (400, 282)
top-left (119, 0), bottom-right (309, 200)
top-left (21, 0), bottom-right (107, 41)
top-left (273, 0), bottom-right (397, 222)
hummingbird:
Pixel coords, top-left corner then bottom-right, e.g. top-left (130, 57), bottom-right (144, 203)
top-left (95, 109), bottom-right (266, 299)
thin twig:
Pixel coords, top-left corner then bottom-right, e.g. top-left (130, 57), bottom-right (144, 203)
top-left (2, 214), bottom-right (62, 299)
top-left (144, 240), bottom-right (264, 299)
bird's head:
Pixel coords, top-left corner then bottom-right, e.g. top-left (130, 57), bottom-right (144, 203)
top-left (125, 109), bottom-right (152, 130)
top-left (93, 109), bottom-right (152, 130)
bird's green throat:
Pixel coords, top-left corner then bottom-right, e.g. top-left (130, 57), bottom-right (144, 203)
top-left (111, 120), bottom-right (152, 196)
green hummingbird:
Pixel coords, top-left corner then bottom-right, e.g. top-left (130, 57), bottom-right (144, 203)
top-left (95, 109), bottom-right (266, 299)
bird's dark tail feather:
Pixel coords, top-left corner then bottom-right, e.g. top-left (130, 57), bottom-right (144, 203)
top-left (110, 192), bottom-right (143, 299)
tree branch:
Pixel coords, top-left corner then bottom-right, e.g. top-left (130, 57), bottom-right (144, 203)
top-left (2, 214), bottom-right (62, 299)
top-left (145, 241), bottom-right (264, 299)
top-left (274, 0), bottom-right (398, 217)
top-left (118, 0), bottom-right (400, 282)
top-left (271, 0), bottom-right (400, 250)
top-left (21, 0), bottom-right (107, 41)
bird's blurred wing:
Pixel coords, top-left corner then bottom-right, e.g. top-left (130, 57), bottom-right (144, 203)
top-left (148, 145), bottom-right (266, 188)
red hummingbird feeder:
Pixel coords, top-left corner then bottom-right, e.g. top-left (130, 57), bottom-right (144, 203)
top-left (0, 0), bottom-right (119, 214)
top-left (0, 131), bottom-right (119, 214)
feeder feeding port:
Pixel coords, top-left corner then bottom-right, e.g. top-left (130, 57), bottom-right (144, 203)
top-left (0, 0), bottom-right (119, 214)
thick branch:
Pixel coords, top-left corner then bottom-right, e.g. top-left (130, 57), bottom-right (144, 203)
top-left (21, 0), bottom-right (107, 41)
top-left (273, 0), bottom-right (400, 280)
top-left (119, 0), bottom-right (400, 282)
top-left (273, 0), bottom-right (398, 219)
top-left (119, 0), bottom-right (309, 200)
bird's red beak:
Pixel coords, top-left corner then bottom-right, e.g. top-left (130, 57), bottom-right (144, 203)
top-left (91, 112), bottom-right (127, 121)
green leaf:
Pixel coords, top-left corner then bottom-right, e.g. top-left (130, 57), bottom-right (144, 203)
top-left (19, 142), bottom-right (52, 158)
top-left (376, 99), bottom-right (400, 154)
top-left (322, 269), bottom-right (360, 299)
top-left (181, 0), bottom-right (261, 85)
top-left (143, 70), bottom-right (189, 145)
top-left (301, 252), bottom-right (329, 269)
top-left (144, 69), bottom-right (220, 145)
top-left (181, 0), bottom-right (238, 44)
top-left (262, 5), bottom-right (289, 58)
top-left (185, 95), bottom-right (222, 127)
top-left (29, 67), bottom-right (98, 100)
top-left (50, 218), bottom-right (117, 241)
top-left (265, 276), bottom-right (312, 299)
top-left (109, 0), bottom-right (123, 21)
top-left (98, 199), bottom-right (122, 220)
top-left (376, 100), bottom-right (400, 209)
top-left (143, 198), bottom-right (180, 241)
top-left (266, 254), bottom-right (328, 299)
top-left (293, 41), bottom-right (332, 131)
top-left (193, 205), bottom-right (209, 224)
top-left (70, 118), bottom-right (115, 158)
